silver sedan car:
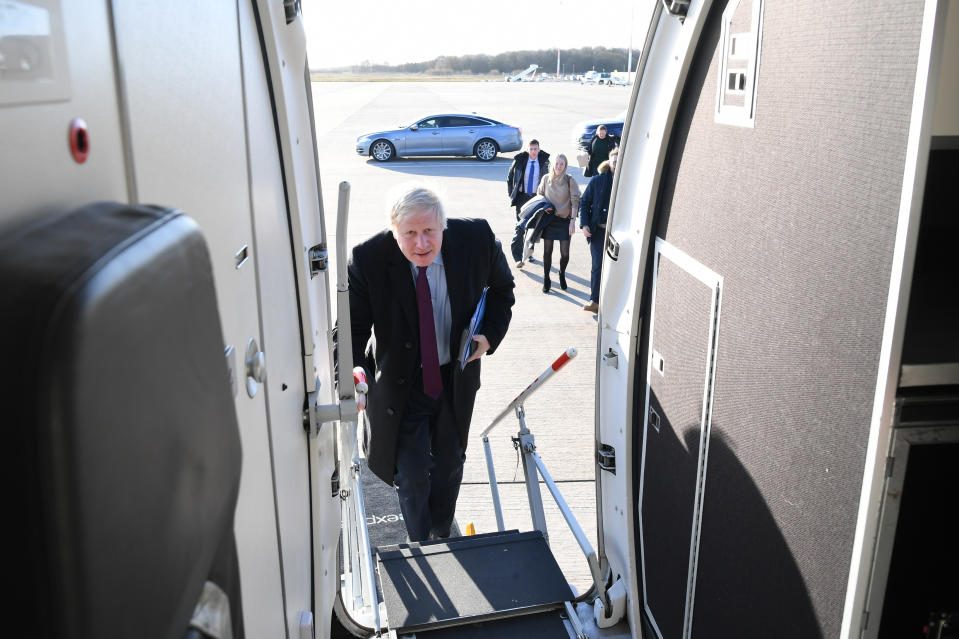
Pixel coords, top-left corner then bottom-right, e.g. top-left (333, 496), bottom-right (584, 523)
top-left (356, 114), bottom-right (523, 162)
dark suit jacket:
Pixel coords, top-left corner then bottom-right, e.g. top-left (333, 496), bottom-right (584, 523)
top-left (347, 218), bottom-right (515, 484)
top-left (579, 168), bottom-right (614, 244)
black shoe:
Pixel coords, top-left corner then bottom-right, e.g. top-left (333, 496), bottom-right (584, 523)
top-left (542, 277), bottom-right (551, 293)
top-left (559, 272), bottom-right (567, 290)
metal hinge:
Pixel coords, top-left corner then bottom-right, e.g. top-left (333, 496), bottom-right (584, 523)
top-left (283, 0), bottom-right (301, 24)
top-left (662, 0), bottom-right (690, 21)
top-left (330, 463), bottom-right (340, 498)
top-left (598, 444), bottom-right (616, 474)
top-left (605, 233), bottom-right (620, 261)
top-left (885, 455), bottom-right (895, 478)
top-left (309, 242), bottom-right (328, 277)
top-left (603, 347), bottom-right (619, 368)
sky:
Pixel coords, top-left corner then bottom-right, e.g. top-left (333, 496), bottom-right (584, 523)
top-left (301, 0), bottom-right (651, 69)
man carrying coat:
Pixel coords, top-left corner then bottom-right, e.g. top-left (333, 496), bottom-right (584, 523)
top-left (347, 185), bottom-right (515, 542)
top-left (506, 139), bottom-right (550, 220)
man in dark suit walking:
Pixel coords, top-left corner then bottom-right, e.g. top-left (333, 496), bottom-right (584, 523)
top-left (347, 185), bottom-right (515, 542)
top-left (506, 139), bottom-right (550, 220)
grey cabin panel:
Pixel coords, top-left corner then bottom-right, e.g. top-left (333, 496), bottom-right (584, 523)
top-left (639, 0), bottom-right (926, 636)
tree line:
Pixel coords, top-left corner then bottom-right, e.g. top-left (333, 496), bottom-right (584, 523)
top-left (343, 46), bottom-right (632, 76)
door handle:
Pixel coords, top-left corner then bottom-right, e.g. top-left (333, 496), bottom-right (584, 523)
top-left (245, 338), bottom-right (266, 398)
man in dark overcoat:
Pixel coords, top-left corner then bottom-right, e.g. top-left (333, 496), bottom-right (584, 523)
top-left (579, 147), bottom-right (618, 314)
top-left (347, 185), bottom-right (515, 541)
top-left (506, 139), bottom-right (550, 220)
top-left (584, 124), bottom-right (619, 177)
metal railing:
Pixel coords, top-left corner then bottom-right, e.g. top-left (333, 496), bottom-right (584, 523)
top-left (311, 181), bottom-right (382, 636)
top-left (480, 347), bottom-right (611, 613)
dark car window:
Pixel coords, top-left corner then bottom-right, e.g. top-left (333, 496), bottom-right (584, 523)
top-left (448, 116), bottom-right (491, 127)
top-left (416, 118), bottom-right (440, 129)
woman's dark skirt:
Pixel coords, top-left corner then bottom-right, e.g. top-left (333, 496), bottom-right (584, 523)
top-left (541, 215), bottom-right (573, 241)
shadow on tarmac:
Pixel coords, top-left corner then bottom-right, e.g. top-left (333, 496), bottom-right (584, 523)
top-left (363, 158), bottom-right (591, 188)
top-left (515, 266), bottom-right (591, 305)
top-left (365, 157), bottom-right (512, 182)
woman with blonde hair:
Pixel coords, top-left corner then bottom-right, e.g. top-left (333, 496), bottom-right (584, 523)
top-left (535, 153), bottom-right (581, 293)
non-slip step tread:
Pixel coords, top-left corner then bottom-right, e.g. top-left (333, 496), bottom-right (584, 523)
top-left (411, 609), bottom-right (572, 638)
top-left (376, 529), bottom-right (520, 556)
top-left (378, 530), bottom-right (573, 633)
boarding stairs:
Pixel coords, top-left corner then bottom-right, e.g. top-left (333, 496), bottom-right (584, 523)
top-left (333, 348), bottom-right (605, 638)
top-left (507, 64), bottom-right (539, 82)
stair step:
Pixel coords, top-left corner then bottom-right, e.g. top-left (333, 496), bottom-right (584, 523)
top-left (378, 530), bottom-right (573, 634)
top-left (411, 609), bottom-right (573, 638)
top-left (376, 528), bottom-right (520, 554)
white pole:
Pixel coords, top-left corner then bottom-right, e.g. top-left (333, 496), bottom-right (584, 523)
top-left (628, 2), bottom-right (635, 83)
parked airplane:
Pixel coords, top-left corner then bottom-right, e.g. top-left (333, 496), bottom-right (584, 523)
top-left (1, 1), bottom-right (955, 638)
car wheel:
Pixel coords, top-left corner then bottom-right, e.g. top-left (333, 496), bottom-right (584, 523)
top-left (474, 138), bottom-right (498, 161)
top-left (370, 139), bottom-right (394, 162)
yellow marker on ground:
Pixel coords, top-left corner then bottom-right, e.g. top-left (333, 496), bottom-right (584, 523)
top-left (465, 521), bottom-right (476, 536)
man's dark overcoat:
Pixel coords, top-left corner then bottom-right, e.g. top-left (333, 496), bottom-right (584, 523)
top-left (506, 150), bottom-right (551, 206)
top-left (347, 218), bottom-right (515, 484)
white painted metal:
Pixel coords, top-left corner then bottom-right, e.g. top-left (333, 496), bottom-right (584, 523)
top-left (236, 2), bottom-right (325, 636)
top-left (109, 2), bottom-right (288, 635)
top-left (0, 1), bottom-right (128, 222)
top-left (0, 0), bottom-right (71, 106)
top-left (482, 437), bottom-right (507, 531)
top-left (248, 3), bottom-right (340, 636)
top-left (252, 0), bottom-right (331, 398)
top-left (595, 0), bottom-right (714, 633)
top-left (252, 9), bottom-right (342, 627)
top-left (931, 0), bottom-right (959, 136)
top-left (531, 452), bottom-right (609, 618)
top-left (840, 1), bottom-right (950, 636)
top-left (518, 412), bottom-right (550, 538)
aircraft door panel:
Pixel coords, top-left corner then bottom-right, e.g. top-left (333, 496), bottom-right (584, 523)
top-left (236, 2), bottom-right (320, 636)
top-left (640, 240), bottom-right (722, 639)
top-left (110, 2), bottom-right (286, 635)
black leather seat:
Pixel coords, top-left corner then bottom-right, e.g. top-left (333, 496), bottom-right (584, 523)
top-left (0, 203), bottom-right (244, 638)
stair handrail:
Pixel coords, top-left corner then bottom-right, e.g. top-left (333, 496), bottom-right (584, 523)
top-left (480, 347), bottom-right (577, 532)
top-left (529, 448), bottom-right (610, 616)
top-left (479, 347), bottom-right (577, 439)
top-left (480, 346), bottom-right (612, 614)
top-left (332, 181), bottom-right (381, 635)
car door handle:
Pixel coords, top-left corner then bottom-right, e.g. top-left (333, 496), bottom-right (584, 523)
top-left (432, 131), bottom-right (440, 135)
top-left (468, 130), bottom-right (476, 133)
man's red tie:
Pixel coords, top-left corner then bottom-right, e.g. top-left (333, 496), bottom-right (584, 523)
top-left (416, 267), bottom-right (443, 398)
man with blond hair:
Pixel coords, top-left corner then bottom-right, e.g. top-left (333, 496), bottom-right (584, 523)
top-left (346, 185), bottom-right (515, 542)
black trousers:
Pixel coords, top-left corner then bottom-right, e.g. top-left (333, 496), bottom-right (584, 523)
top-left (393, 364), bottom-right (464, 542)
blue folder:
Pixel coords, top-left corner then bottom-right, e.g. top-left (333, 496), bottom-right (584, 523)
top-left (459, 287), bottom-right (489, 371)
